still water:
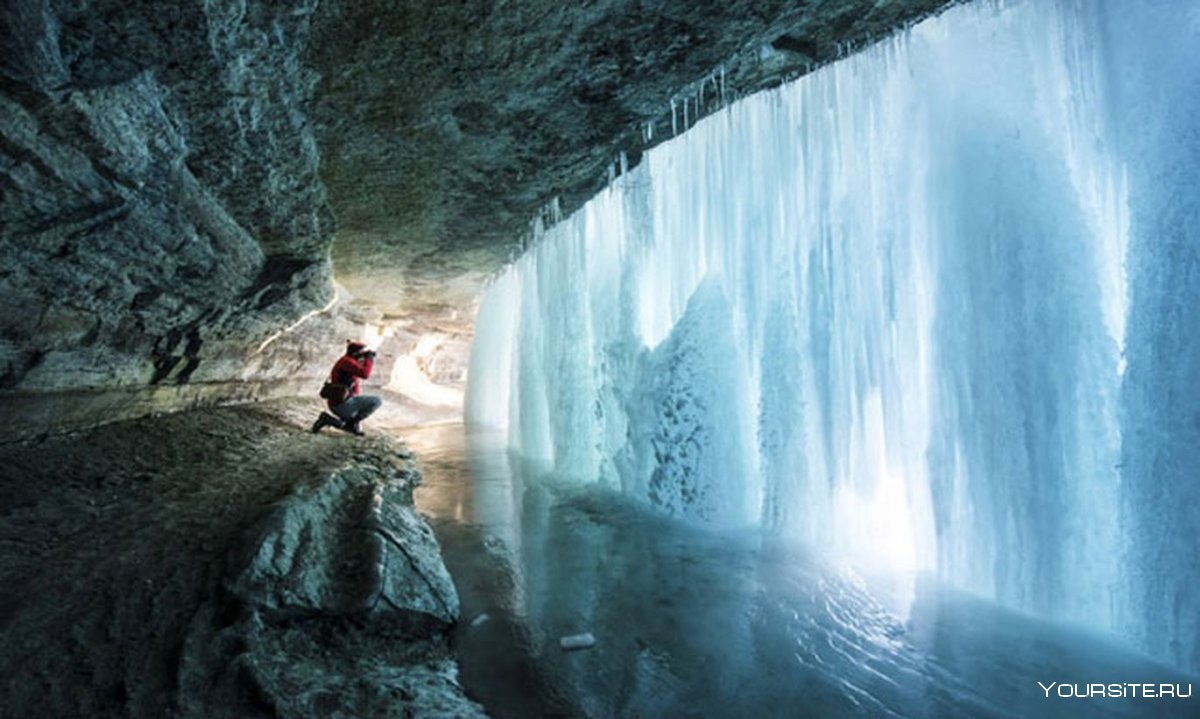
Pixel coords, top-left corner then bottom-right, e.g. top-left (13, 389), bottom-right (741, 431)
top-left (405, 424), bottom-right (1197, 719)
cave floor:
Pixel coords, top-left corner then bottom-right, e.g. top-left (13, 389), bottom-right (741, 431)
top-left (0, 400), bottom-right (478, 718)
top-left (4, 404), bottom-right (1195, 719)
top-left (406, 423), bottom-right (1200, 719)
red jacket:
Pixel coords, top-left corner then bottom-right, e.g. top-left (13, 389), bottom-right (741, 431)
top-left (328, 354), bottom-right (373, 406)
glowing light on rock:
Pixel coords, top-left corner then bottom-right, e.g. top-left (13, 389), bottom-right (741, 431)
top-left (254, 289), bottom-right (340, 354)
top-left (387, 334), bottom-right (466, 409)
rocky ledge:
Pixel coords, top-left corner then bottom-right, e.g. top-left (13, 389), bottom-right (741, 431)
top-left (0, 401), bottom-right (485, 718)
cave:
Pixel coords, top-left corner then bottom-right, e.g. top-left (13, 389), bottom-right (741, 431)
top-left (1, 0), bottom-right (1198, 717)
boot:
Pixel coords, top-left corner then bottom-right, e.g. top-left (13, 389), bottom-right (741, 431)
top-left (338, 419), bottom-right (364, 436)
top-left (311, 412), bottom-right (344, 434)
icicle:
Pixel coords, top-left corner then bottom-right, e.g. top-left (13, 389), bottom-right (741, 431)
top-left (468, 0), bottom-right (1200, 675)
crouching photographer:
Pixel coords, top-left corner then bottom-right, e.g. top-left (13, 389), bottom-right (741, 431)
top-left (311, 340), bottom-right (383, 436)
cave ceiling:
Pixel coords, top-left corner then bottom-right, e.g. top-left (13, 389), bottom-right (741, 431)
top-left (308, 0), bottom-right (953, 318)
top-left (0, 0), bottom-right (950, 412)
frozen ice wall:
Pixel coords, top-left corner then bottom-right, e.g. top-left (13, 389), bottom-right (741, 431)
top-left (467, 0), bottom-right (1200, 672)
top-left (1105, 1), bottom-right (1200, 675)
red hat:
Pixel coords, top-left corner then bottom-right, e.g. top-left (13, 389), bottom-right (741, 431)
top-left (346, 340), bottom-right (368, 354)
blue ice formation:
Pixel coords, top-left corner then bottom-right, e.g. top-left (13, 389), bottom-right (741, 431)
top-left (466, 0), bottom-right (1200, 672)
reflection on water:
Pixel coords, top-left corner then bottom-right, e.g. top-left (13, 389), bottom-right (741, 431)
top-left (405, 424), bottom-right (1197, 719)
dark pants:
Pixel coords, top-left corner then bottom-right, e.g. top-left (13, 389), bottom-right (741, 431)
top-left (332, 395), bottom-right (382, 423)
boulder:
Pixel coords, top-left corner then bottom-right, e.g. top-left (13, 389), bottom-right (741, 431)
top-left (228, 462), bottom-right (458, 635)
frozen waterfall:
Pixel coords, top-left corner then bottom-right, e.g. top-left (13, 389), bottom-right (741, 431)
top-left (466, 0), bottom-right (1200, 673)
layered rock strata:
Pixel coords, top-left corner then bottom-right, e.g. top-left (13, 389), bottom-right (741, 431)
top-left (1, 0), bottom-right (337, 437)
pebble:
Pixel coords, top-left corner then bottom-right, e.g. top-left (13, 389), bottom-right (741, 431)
top-left (559, 632), bottom-right (595, 651)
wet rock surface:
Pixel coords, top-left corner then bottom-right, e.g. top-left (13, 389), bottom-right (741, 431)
top-left (0, 400), bottom-right (484, 718)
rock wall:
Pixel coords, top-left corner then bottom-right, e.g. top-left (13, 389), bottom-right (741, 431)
top-left (0, 0), bottom-right (335, 437)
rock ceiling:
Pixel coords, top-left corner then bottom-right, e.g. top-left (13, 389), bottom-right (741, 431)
top-left (309, 0), bottom-right (953, 316)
